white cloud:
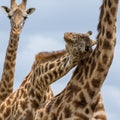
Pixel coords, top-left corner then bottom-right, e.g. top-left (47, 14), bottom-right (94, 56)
top-left (27, 34), bottom-right (64, 53)
top-left (106, 113), bottom-right (120, 120)
top-left (102, 85), bottom-right (120, 120)
top-left (51, 70), bottom-right (73, 95)
top-left (102, 85), bottom-right (120, 106)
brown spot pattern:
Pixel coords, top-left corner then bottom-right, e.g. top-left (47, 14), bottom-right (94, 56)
top-left (85, 82), bottom-right (95, 99)
top-left (85, 65), bottom-right (89, 78)
top-left (97, 63), bottom-right (105, 72)
top-left (66, 83), bottom-right (81, 102)
top-left (108, 0), bottom-right (112, 7)
top-left (91, 101), bottom-right (98, 112)
top-left (103, 40), bottom-right (112, 49)
top-left (105, 11), bottom-right (112, 25)
top-left (5, 62), bottom-right (10, 70)
top-left (51, 113), bottom-right (57, 120)
top-left (106, 31), bottom-right (113, 39)
top-left (54, 96), bottom-right (62, 108)
top-left (49, 63), bottom-right (54, 69)
top-left (103, 54), bottom-right (108, 64)
top-left (40, 112), bottom-right (43, 118)
top-left (73, 92), bottom-right (87, 108)
top-left (4, 107), bottom-right (11, 118)
top-left (31, 99), bottom-right (39, 109)
top-left (111, 7), bottom-right (116, 16)
top-left (64, 106), bottom-right (72, 118)
top-left (91, 78), bottom-right (101, 88)
top-left (85, 108), bottom-right (89, 114)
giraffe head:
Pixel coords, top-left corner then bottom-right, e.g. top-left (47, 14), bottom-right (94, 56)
top-left (1, 0), bottom-right (35, 34)
top-left (64, 31), bottom-right (97, 62)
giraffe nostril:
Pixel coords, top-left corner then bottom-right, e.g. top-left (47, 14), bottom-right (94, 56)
top-left (85, 46), bottom-right (90, 51)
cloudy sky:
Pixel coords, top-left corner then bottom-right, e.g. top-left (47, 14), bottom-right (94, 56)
top-left (0, 0), bottom-right (120, 119)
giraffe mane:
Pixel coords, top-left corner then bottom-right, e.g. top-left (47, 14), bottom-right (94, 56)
top-left (35, 50), bottom-right (66, 62)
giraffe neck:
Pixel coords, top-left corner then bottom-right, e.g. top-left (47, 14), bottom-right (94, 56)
top-left (63, 0), bottom-right (118, 117)
top-left (0, 51), bottom-right (78, 120)
top-left (28, 53), bottom-right (76, 105)
top-left (0, 30), bottom-right (20, 104)
top-left (84, 0), bottom-right (118, 100)
top-left (34, 0), bottom-right (119, 119)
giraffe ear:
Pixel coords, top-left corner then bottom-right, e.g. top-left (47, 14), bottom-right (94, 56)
top-left (26, 8), bottom-right (36, 15)
top-left (1, 6), bottom-right (10, 14)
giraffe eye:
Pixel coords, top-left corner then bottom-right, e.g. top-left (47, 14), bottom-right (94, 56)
top-left (85, 46), bottom-right (90, 51)
top-left (24, 16), bottom-right (28, 20)
top-left (8, 15), bottom-right (11, 19)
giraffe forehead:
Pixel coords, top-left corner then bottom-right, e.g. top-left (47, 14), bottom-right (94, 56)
top-left (64, 32), bottom-right (78, 42)
top-left (14, 9), bottom-right (23, 16)
top-left (64, 32), bottom-right (90, 40)
top-left (10, 10), bottom-right (23, 24)
top-left (65, 34), bottom-right (90, 45)
top-left (64, 32), bottom-right (78, 37)
top-left (9, 7), bottom-right (27, 17)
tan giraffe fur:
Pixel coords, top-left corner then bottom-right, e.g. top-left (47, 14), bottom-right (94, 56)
top-left (0, 0), bottom-right (35, 105)
top-left (0, 31), bottom-right (95, 120)
top-left (92, 92), bottom-right (106, 120)
top-left (36, 39), bottom-right (106, 120)
top-left (35, 0), bottom-right (119, 119)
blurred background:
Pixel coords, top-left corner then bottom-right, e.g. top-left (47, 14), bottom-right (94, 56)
top-left (0, 0), bottom-right (120, 119)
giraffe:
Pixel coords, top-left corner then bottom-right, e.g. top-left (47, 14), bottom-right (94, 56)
top-left (0, 31), bottom-right (96, 120)
top-left (0, 0), bottom-right (35, 104)
top-left (35, 0), bottom-right (119, 119)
